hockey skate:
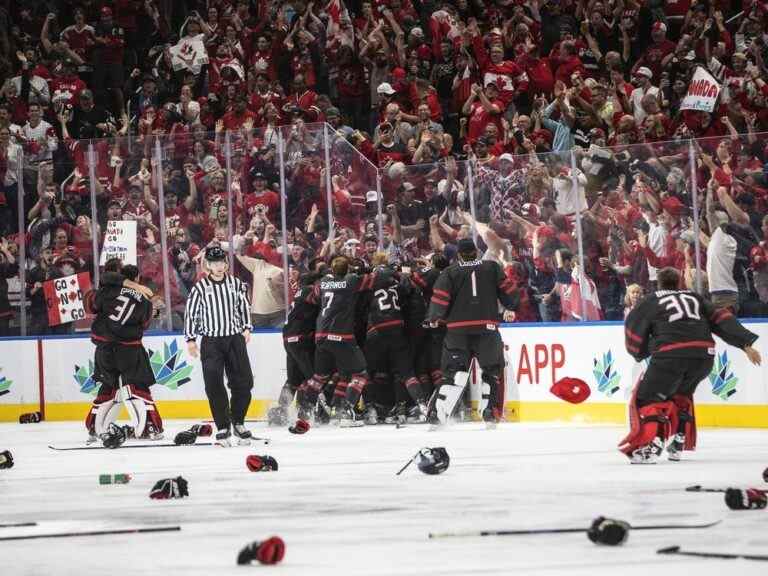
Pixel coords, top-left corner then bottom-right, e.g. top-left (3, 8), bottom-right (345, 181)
top-left (86, 429), bottom-right (98, 445)
top-left (215, 428), bottom-right (233, 447)
top-left (315, 394), bottom-right (332, 425)
top-left (139, 423), bottom-right (164, 441)
top-left (364, 404), bottom-right (379, 425)
top-left (628, 437), bottom-right (665, 464)
top-left (384, 402), bottom-right (407, 425)
top-left (337, 403), bottom-right (364, 428)
top-left (666, 433), bottom-right (685, 462)
top-left (406, 403), bottom-right (428, 423)
top-left (233, 424), bottom-right (253, 446)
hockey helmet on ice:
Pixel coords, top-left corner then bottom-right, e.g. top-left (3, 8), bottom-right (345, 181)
top-left (417, 447), bottom-right (450, 475)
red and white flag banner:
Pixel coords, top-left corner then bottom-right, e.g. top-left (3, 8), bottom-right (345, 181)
top-left (43, 272), bottom-right (92, 326)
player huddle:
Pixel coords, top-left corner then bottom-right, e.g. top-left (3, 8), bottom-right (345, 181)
top-left (273, 237), bottom-right (518, 430)
top-left (82, 247), bottom-right (762, 464)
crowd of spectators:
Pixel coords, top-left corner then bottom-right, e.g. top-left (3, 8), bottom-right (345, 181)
top-left (1, 0), bottom-right (768, 335)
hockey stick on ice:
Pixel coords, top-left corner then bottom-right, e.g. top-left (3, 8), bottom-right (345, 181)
top-left (428, 519), bottom-right (722, 539)
top-left (658, 546), bottom-right (768, 561)
top-left (49, 438), bottom-right (270, 450)
top-left (0, 523), bottom-right (37, 528)
top-left (0, 526), bottom-right (180, 542)
top-left (396, 450), bottom-right (422, 475)
top-left (49, 442), bottom-right (214, 451)
top-left (686, 485), bottom-right (767, 494)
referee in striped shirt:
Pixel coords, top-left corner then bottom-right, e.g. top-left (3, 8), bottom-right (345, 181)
top-left (184, 246), bottom-right (254, 446)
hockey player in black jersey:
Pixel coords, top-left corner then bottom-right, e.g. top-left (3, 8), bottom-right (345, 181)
top-left (410, 254), bottom-right (450, 399)
top-left (84, 259), bottom-right (163, 444)
top-left (295, 256), bottom-right (377, 427)
top-left (269, 271), bottom-right (321, 426)
top-left (621, 267), bottom-right (761, 463)
top-left (426, 239), bottom-right (519, 427)
top-left (363, 253), bottom-right (428, 424)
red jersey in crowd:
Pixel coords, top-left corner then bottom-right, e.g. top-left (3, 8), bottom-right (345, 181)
top-left (472, 36), bottom-right (529, 104)
top-left (50, 75), bottom-right (87, 109)
top-left (244, 189), bottom-right (280, 220)
top-left (467, 99), bottom-right (504, 143)
top-left (60, 24), bottom-right (95, 62)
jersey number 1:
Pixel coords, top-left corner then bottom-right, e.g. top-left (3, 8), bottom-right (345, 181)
top-left (658, 293), bottom-right (701, 322)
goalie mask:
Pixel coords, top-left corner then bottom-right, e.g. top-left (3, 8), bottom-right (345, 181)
top-left (417, 447), bottom-right (450, 475)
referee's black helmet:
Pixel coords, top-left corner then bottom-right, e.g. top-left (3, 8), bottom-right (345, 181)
top-left (205, 246), bottom-right (227, 262)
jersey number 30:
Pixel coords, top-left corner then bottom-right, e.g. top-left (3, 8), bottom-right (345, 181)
top-left (658, 293), bottom-right (700, 322)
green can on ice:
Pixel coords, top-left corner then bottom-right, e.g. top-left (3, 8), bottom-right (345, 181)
top-left (99, 474), bottom-right (131, 485)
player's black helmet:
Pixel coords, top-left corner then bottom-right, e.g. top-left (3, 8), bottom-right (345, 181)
top-left (417, 447), bottom-right (450, 475)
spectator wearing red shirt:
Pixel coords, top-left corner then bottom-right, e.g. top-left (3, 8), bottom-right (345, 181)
top-left (283, 74), bottom-right (320, 122)
top-left (632, 22), bottom-right (677, 82)
top-left (554, 41), bottom-right (586, 87)
top-left (221, 93), bottom-right (256, 131)
top-left (463, 81), bottom-right (504, 144)
top-left (471, 27), bottom-right (530, 106)
top-left (60, 8), bottom-right (96, 71)
top-left (244, 173), bottom-right (280, 221)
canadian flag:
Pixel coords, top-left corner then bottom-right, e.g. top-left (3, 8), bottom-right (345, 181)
top-left (43, 273), bottom-right (92, 326)
top-left (325, 0), bottom-right (353, 47)
top-left (429, 10), bottom-right (462, 57)
top-left (560, 269), bottom-right (602, 321)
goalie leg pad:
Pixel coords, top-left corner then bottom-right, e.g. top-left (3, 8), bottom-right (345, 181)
top-left (130, 386), bottom-right (164, 436)
top-left (93, 389), bottom-right (122, 436)
top-left (86, 386), bottom-right (116, 434)
top-left (433, 371), bottom-right (470, 424)
top-left (618, 401), bottom-right (674, 457)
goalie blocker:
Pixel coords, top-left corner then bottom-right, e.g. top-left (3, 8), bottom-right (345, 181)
top-left (620, 268), bottom-right (761, 464)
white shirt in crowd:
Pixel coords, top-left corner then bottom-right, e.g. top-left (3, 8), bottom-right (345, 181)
top-left (707, 226), bottom-right (738, 293)
top-left (2, 142), bottom-right (22, 186)
top-left (236, 254), bottom-right (285, 315)
top-left (20, 119), bottom-right (58, 166)
top-left (630, 85), bottom-right (660, 125)
top-left (645, 216), bottom-right (668, 282)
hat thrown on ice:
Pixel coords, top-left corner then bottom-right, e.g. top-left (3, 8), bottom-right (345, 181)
top-left (550, 377), bottom-right (591, 404)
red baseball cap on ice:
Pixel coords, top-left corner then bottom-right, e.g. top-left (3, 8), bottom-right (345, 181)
top-left (550, 377), bottom-right (591, 404)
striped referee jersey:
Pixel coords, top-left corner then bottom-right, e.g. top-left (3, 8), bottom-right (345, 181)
top-left (184, 274), bottom-right (252, 340)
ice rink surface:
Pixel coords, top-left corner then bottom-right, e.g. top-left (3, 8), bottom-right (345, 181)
top-left (2, 420), bottom-right (767, 576)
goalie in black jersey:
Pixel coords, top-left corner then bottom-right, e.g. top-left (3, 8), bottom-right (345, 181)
top-left (84, 259), bottom-right (163, 444)
top-left (621, 267), bottom-right (761, 464)
top-left (426, 238), bottom-right (519, 427)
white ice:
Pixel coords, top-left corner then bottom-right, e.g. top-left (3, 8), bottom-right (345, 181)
top-left (1, 420), bottom-right (767, 575)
